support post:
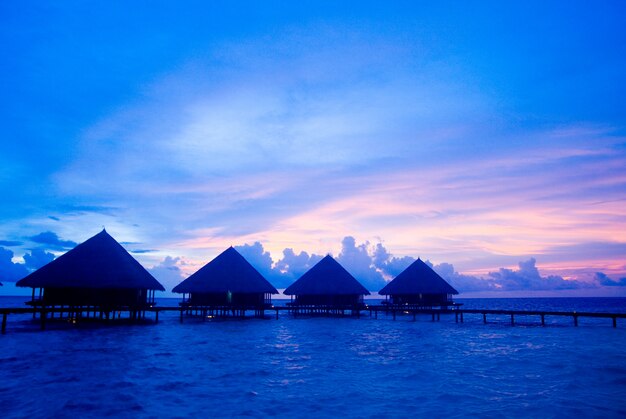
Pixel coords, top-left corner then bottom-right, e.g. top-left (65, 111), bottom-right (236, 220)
top-left (155, 310), bottom-right (159, 323)
top-left (573, 315), bottom-right (578, 327)
top-left (40, 309), bottom-right (46, 330)
top-left (460, 312), bottom-right (464, 323)
top-left (483, 313), bottom-right (487, 324)
top-left (180, 307), bottom-right (184, 323)
top-left (541, 314), bottom-right (545, 326)
top-left (392, 310), bottom-right (396, 321)
top-left (613, 316), bottom-right (617, 328)
top-left (511, 314), bottom-right (515, 326)
top-left (2, 312), bottom-right (7, 334)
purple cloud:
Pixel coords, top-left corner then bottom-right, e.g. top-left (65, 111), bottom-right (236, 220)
top-left (28, 231), bottom-right (77, 251)
top-left (595, 272), bottom-right (626, 287)
top-left (487, 258), bottom-right (591, 291)
top-left (23, 249), bottom-right (55, 271)
top-left (148, 256), bottom-right (185, 291)
top-left (0, 247), bottom-right (29, 282)
top-left (0, 240), bottom-right (23, 247)
top-left (337, 237), bottom-right (386, 291)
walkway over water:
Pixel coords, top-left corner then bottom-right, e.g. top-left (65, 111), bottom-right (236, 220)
top-left (2, 304), bottom-right (626, 333)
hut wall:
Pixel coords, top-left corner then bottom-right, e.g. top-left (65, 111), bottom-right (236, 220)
top-left (43, 287), bottom-right (147, 307)
top-left (390, 293), bottom-right (451, 305)
top-left (189, 292), bottom-right (267, 307)
top-left (293, 294), bottom-right (363, 306)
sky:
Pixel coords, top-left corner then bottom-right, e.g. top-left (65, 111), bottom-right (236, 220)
top-left (1, 1), bottom-right (625, 297)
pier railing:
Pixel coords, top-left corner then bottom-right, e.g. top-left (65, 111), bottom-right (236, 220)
top-left (2, 305), bottom-right (626, 333)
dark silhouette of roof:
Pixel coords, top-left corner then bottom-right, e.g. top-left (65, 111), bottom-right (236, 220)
top-left (172, 247), bottom-right (278, 294)
top-left (283, 255), bottom-right (370, 295)
top-left (379, 258), bottom-right (458, 295)
top-left (16, 229), bottom-right (165, 291)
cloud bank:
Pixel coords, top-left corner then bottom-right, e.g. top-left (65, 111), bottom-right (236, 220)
top-left (1, 231), bottom-right (623, 297)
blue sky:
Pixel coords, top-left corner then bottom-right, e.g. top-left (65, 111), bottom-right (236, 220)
top-left (1, 1), bottom-right (625, 296)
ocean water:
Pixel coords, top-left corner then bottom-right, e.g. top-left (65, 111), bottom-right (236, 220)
top-left (1, 297), bottom-right (625, 418)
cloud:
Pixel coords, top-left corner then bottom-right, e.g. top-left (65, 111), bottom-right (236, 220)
top-left (227, 238), bottom-right (603, 294)
top-left (234, 242), bottom-right (274, 274)
top-left (487, 258), bottom-right (591, 291)
top-left (130, 249), bottom-right (158, 254)
top-left (430, 262), bottom-right (496, 293)
top-left (234, 242), bottom-right (296, 289)
top-left (372, 243), bottom-right (415, 278)
top-left (28, 231), bottom-right (77, 250)
top-left (274, 248), bottom-right (323, 282)
top-left (23, 249), bottom-right (55, 271)
top-left (0, 247), bottom-right (29, 282)
top-left (148, 256), bottom-right (186, 291)
top-left (0, 240), bottom-right (23, 247)
top-left (337, 237), bottom-right (386, 291)
top-left (595, 272), bottom-right (626, 287)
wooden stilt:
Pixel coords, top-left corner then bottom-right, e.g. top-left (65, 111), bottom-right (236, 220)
top-left (2, 313), bottom-right (7, 334)
top-left (511, 314), bottom-right (515, 326)
top-left (573, 315), bottom-right (578, 327)
top-left (483, 313), bottom-right (487, 324)
top-left (541, 314), bottom-right (545, 326)
top-left (613, 316), bottom-right (617, 328)
top-left (40, 309), bottom-right (46, 330)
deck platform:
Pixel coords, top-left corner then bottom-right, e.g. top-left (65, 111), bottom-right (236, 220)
top-left (2, 304), bottom-right (626, 333)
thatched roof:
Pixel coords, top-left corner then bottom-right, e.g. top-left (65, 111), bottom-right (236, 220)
top-left (283, 255), bottom-right (370, 296)
top-left (172, 247), bottom-right (278, 294)
top-left (379, 258), bottom-right (458, 295)
top-left (16, 230), bottom-right (165, 291)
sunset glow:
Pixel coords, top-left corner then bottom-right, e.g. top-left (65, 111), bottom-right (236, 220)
top-left (1, 2), bottom-right (625, 296)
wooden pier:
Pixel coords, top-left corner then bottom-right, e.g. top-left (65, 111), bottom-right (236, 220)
top-left (2, 304), bottom-right (626, 334)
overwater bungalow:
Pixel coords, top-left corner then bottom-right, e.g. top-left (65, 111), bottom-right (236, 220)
top-left (172, 247), bottom-right (278, 318)
top-left (283, 255), bottom-right (370, 314)
top-left (379, 258), bottom-right (458, 307)
top-left (15, 229), bottom-right (164, 320)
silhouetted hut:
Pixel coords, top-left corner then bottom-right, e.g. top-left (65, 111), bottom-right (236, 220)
top-left (283, 255), bottom-right (370, 312)
top-left (379, 258), bottom-right (458, 307)
top-left (172, 247), bottom-right (278, 317)
top-left (16, 229), bottom-right (164, 318)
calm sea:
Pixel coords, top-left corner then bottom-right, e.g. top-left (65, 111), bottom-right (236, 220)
top-left (1, 297), bottom-right (625, 418)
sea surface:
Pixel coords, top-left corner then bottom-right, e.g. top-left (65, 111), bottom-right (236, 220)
top-left (1, 297), bottom-right (625, 418)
